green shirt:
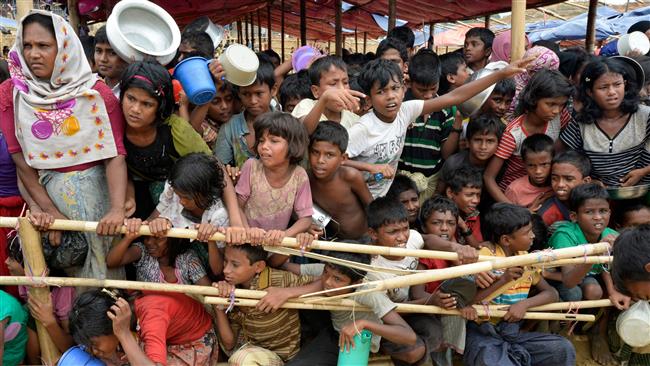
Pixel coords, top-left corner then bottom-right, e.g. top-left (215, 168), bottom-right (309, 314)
top-left (549, 221), bottom-right (618, 275)
top-left (0, 290), bottom-right (28, 366)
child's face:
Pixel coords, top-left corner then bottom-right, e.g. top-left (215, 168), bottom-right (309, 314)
top-left (463, 36), bottom-right (489, 66)
top-left (94, 42), bottom-right (127, 81)
top-left (207, 90), bottom-right (234, 124)
top-left (481, 92), bottom-right (513, 118)
top-left (322, 264), bottom-right (355, 297)
top-left (574, 198), bottom-right (611, 240)
top-left (239, 83), bottom-right (273, 118)
top-left (370, 220), bottom-right (410, 249)
top-left (223, 247), bottom-right (264, 286)
top-left (451, 62), bottom-right (470, 87)
top-left (551, 163), bottom-right (589, 201)
top-left (257, 131), bottom-right (290, 168)
top-left (588, 72), bottom-right (625, 112)
top-left (283, 97), bottom-right (301, 114)
top-left (122, 87), bottom-right (159, 128)
top-left (380, 49), bottom-right (406, 75)
top-left (622, 208), bottom-right (650, 228)
top-left (625, 278), bottom-right (650, 301)
top-left (143, 236), bottom-right (168, 258)
top-left (369, 78), bottom-right (405, 123)
top-left (89, 334), bottom-right (120, 360)
top-left (468, 132), bottom-right (499, 162)
top-left (173, 188), bottom-right (200, 212)
top-left (524, 151), bottom-right (552, 186)
top-left (533, 96), bottom-right (568, 123)
top-left (423, 210), bottom-right (457, 241)
top-left (309, 140), bottom-right (345, 179)
top-left (312, 65), bottom-right (349, 99)
top-left (447, 187), bottom-right (481, 216)
top-left (398, 189), bottom-right (420, 224)
top-left (410, 82), bottom-right (439, 100)
top-left (503, 223), bottom-right (535, 252)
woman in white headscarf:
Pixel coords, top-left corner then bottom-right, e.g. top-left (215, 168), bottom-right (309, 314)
top-left (0, 11), bottom-right (128, 280)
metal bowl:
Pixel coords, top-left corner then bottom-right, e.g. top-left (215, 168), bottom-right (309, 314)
top-left (606, 184), bottom-right (650, 200)
top-left (106, 0), bottom-right (180, 65)
top-left (184, 16), bottom-right (224, 50)
top-left (458, 67), bottom-right (498, 117)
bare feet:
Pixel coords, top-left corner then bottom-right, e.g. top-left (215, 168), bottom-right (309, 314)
top-left (589, 332), bottom-right (617, 366)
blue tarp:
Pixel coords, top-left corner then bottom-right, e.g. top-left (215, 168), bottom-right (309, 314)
top-left (0, 16), bottom-right (17, 29)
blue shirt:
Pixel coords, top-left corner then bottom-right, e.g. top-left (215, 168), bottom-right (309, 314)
top-left (213, 112), bottom-right (256, 168)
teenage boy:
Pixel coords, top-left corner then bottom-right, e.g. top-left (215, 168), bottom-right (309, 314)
top-left (504, 134), bottom-right (554, 209)
top-left (538, 151), bottom-right (592, 226)
top-left (463, 27), bottom-right (495, 73)
top-left (616, 201), bottom-right (650, 228)
top-left (94, 25), bottom-right (127, 98)
top-left (478, 78), bottom-right (516, 121)
top-left (214, 56), bottom-right (277, 173)
top-left (376, 37), bottom-right (410, 81)
top-left (345, 58), bottom-right (527, 198)
top-left (212, 244), bottom-right (322, 364)
top-left (386, 174), bottom-right (421, 230)
top-left (280, 72), bottom-right (313, 113)
top-left (465, 203), bottom-right (576, 366)
top-left (308, 121), bottom-right (372, 240)
top-left (292, 56), bottom-right (364, 134)
top-left (399, 49), bottom-right (462, 201)
top-left (438, 52), bottom-right (471, 95)
top-left (388, 25), bottom-right (416, 57)
top-left (445, 166), bottom-right (484, 247)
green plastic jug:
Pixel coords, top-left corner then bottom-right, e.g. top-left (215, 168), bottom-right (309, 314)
top-left (337, 329), bottom-right (373, 366)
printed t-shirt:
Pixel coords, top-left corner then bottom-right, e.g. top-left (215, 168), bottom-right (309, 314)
top-left (291, 98), bottom-right (360, 129)
top-left (0, 290), bottom-right (28, 366)
top-left (346, 100), bottom-right (424, 198)
top-left (538, 197), bottom-right (571, 226)
top-left (549, 221), bottom-right (618, 275)
top-left (478, 245), bottom-right (541, 306)
top-left (495, 109), bottom-right (570, 190)
top-left (131, 242), bottom-right (207, 284)
top-left (300, 263), bottom-right (397, 353)
top-left (236, 158), bottom-right (313, 231)
top-left (227, 267), bottom-right (314, 361)
top-left (504, 176), bottom-right (553, 208)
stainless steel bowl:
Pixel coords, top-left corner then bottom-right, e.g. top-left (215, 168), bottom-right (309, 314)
top-left (606, 184), bottom-right (650, 200)
top-left (458, 68), bottom-right (498, 117)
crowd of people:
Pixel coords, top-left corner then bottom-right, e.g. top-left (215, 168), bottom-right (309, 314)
top-left (1, 9), bottom-right (650, 366)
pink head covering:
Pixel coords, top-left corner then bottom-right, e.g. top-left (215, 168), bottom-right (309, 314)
top-left (490, 30), bottom-right (531, 63)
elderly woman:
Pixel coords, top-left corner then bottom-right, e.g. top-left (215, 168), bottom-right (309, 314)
top-left (0, 11), bottom-right (127, 280)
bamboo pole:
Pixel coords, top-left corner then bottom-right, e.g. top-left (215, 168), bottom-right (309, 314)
top-left (257, 10), bottom-right (262, 51)
top-left (267, 4), bottom-right (272, 50)
top-left (249, 14), bottom-right (254, 50)
top-left (17, 219), bottom-right (61, 364)
top-left (244, 16), bottom-right (250, 47)
top-left (281, 0), bottom-right (285, 62)
top-left (484, 15), bottom-right (491, 28)
top-left (300, 0), bottom-right (307, 46)
top-left (585, 0), bottom-right (598, 53)
top-left (237, 19), bottom-right (243, 44)
top-left (387, 0), bottom-right (396, 32)
top-left (363, 32), bottom-right (367, 53)
top-left (335, 0), bottom-right (342, 57)
top-left (428, 22), bottom-right (435, 50)
top-left (67, 0), bottom-right (80, 35)
top-left (510, 0), bottom-right (526, 61)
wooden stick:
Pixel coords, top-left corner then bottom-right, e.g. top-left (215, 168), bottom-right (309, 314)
top-left (17, 219), bottom-right (61, 364)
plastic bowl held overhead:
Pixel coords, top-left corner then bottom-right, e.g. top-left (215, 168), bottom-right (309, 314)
top-left (106, 0), bottom-right (180, 65)
top-left (458, 68), bottom-right (498, 117)
top-left (219, 44), bottom-right (259, 86)
top-left (618, 32), bottom-right (650, 57)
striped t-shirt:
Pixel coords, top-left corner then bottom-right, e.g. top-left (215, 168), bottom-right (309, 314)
top-left (478, 245), bottom-right (541, 306)
top-left (560, 105), bottom-right (650, 187)
top-left (495, 108), bottom-right (571, 190)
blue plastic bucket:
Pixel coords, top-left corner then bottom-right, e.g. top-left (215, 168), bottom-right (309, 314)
top-left (58, 346), bottom-right (106, 366)
top-left (173, 56), bottom-right (216, 105)
top-left (337, 330), bottom-right (373, 365)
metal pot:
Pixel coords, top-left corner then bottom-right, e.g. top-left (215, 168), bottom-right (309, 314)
top-left (184, 16), bottom-right (224, 50)
top-left (458, 67), bottom-right (498, 117)
top-left (606, 184), bottom-right (650, 200)
top-left (106, 0), bottom-right (180, 65)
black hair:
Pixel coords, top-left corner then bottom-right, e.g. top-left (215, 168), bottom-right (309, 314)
top-left (386, 174), bottom-right (418, 200)
top-left (168, 153), bottom-right (226, 210)
top-left (376, 37), bottom-right (408, 63)
top-left (576, 57), bottom-right (640, 125)
top-left (345, 53), bottom-right (367, 67)
top-left (69, 289), bottom-right (132, 347)
top-left (612, 224), bottom-right (650, 295)
top-left (253, 112), bottom-right (309, 165)
top-left (23, 13), bottom-right (55, 38)
top-left (227, 244), bottom-right (267, 265)
top-left (79, 35), bottom-right (95, 67)
top-left (94, 25), bottom-right (109, 45)
top-left (165, 237), bottom-right (192, 268)
top-left (466, 113), bottom-right (505, 141)
top-left (438, 52), bottom-right (466, 94)
top-left (358, 58), bottom-right (403, 95)
top-left (492, 78), bottom-right (516, 97)
top-left (348, 76), bottom-right (368, 111)
top-left (420, 195), bottom-right (459, 224)
top-left (628, 20), bottom-right (650, 34)
top-left (447, 166), bottom-right (483, 193)
top-left (261, 49), bottom-right (281, 66)
top-left (552, 150), bottom-right (591, 177)
top-left (558, 47), bottom-right (590, 81)
top-left (529, 213), bottom-right (549, 252)
top-left (180, 31), bottom-right (214, 59)
top-left (408, 49), bottom-right (441, 87)
top-left (365, 52), bottom-right (376, 61)
top-left (120, 61), bottom-right (175, 121)
top-left (464, 27), bottom-right (495, 49)
top-left (367, 196), bottom-right (409, 230)
top-left (520, 133), bottom-right (554, 161)
top-left (388, 26), bottom-right (415, 49)
top-left (635, 55), bottom-right (650, 87)
top-left (0, 59), bottom-right (9, 84)
top-left (323, 248), bottom-right (370, 283)
top-left (532, 40), bottom-right (560, 57)
top-left (482, 202), bottom-right (532, 244)
top-left (615, 200), bottom-right (650, 228)
top-left (516, 69), bottom-right (573, 116)
top-left (568, 182), bottom-right (609, 212)
top-left (310, 120), bottom-right (349, 153)
top-left (308, 55), bottom-right (348, 86)
top-left (279, 71), bottom-right (313, 110)
top-left (244, 53), bottom-right (276, 90)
